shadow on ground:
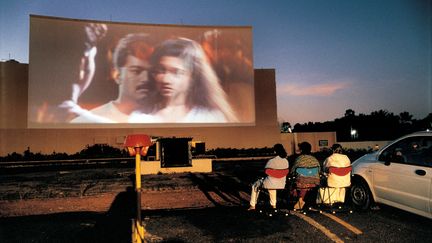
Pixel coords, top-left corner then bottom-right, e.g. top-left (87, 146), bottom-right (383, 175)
top-left (0, 164), bottom-right (297, 243)
top-left (0, 206), bottom-right (295, 242)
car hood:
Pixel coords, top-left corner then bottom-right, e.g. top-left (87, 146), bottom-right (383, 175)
top-left (352, 151), bottom-right (379, 167)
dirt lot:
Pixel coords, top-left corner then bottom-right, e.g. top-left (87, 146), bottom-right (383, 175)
top-left (1, 159), bottom-right (287, 242)
top-left (0, 169), bottom-right (252, 217)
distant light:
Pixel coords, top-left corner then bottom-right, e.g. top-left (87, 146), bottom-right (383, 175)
top-left (350, 128), bottom-right (358, 139)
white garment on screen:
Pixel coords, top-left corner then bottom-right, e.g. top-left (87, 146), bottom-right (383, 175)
top-left (128, 107), bottom-right (227, 123)
top-left (70, 101), bottom-right (129, 123)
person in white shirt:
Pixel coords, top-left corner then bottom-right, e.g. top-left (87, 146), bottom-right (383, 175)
top-left (248, 144), bottom-right (289, 210)
top-left (317, 144), bottom-right (351, 204)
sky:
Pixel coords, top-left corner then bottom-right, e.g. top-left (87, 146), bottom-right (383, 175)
top-left (1, 0), bottom-right (431, 125)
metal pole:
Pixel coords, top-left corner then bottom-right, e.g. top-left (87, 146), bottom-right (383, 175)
top-left (134, 147), bottom-right (144, 243)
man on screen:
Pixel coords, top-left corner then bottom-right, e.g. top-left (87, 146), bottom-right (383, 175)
top-left (59, 23), bottom-right (157, 123)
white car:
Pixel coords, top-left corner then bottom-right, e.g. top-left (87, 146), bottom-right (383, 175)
top-left (351, 131), bottom-right (432, 219)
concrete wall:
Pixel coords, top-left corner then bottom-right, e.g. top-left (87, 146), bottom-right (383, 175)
top-left (339, 141), bottom-right (390, 151)
top-left (141, 158), bottom-right (212, 175)
top-left (0, 61), bottom-right (281, 156)
top-left (0, 61), bottom-right (28, 129)
top-left (281, 133), bottom-right (389, 153)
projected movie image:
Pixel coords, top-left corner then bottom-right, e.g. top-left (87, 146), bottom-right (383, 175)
top-left (28, 15), bottom-right (255, 128)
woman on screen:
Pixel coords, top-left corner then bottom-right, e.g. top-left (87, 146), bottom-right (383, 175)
top-left (129, 37), bottom-right (237, 123)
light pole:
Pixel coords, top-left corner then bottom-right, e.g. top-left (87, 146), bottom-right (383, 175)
top-left (124, 134), bottom-right (152, 243)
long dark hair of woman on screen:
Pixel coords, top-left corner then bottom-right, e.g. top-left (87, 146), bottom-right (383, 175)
top-left (131, 37), bottom-right (237, 123)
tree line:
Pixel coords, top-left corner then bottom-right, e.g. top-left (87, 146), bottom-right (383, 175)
top-left (281, 109), bottom-right (432, 142)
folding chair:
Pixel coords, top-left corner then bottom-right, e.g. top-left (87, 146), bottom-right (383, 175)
top-left (289, 166), bottom-right (320, 213)
top-left (253, 168), bottom-right (289, 216)
top-left (267, 168), bottom-right (290, 214)
top-left (317, 166), bottom-right (353, 214)
top-left (265, 168), bottom-right (289, 179)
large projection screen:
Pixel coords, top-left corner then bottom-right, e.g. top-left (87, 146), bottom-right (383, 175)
top-left (28, 15), bottom-right (255, 128)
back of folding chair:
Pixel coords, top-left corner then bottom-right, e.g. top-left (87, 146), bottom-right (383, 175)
top-left (296, 167), bottom-right (320, 177)
top-left (317, 166), bottom-right (353, 211)
top-left (265, 168), bottom-right (289, 178)
top-left (327, 166), bottom-right (351, 188)
top-left (329, 166), bottom-right (351, 176)
top-left (295, 166), bottom-right (320, 188)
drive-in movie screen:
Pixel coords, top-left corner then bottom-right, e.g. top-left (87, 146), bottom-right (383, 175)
top-left (28, 15), bottom-right (255, 128)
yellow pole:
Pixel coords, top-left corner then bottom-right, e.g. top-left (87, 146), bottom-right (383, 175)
top-left (136, 148), bottom-right (141, 190)
top-left (133, 147), bottom-right (144, 243)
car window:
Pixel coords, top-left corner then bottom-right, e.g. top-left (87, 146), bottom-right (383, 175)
top-left (416, 137), bottom-right (432, 166)
top-left (379, 136), bottom-right (432, 167)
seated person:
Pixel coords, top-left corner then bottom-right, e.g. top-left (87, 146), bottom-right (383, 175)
top-left (391, 148), bottom-right (405, 163)
top-left (248, 144), bottom-right (289, 211)
top-left (290, 142), bottom-right (320, 210)
top-left (317, 144), bottom-right (351, 204)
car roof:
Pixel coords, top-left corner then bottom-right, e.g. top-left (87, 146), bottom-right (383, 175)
top-left (403, 130), bottom-right (432, 137)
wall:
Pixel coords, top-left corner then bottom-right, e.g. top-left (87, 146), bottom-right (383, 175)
top-left (339, 141), bottom-right (390, 151)
top-left (141, 159), bottom-right (212, 175)
top-left (0, 61), bottom-right (28, 129)
top-left (0, 61), bottom-right (281, 156)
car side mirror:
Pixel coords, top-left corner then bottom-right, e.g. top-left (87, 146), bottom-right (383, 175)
top-left (379, 153), bottom-right (392, 166)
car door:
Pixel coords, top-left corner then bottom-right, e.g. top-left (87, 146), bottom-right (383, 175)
top-left (372, 136), bottom-right (432, 215)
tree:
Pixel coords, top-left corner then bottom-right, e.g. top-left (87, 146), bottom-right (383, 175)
top-left (399, 111), bottom-right (413, 124)
top-left (344, 109), bottom-right (355, 117)
top-left (281, 122), bottom-right (292, 133)
top-left (291, 109), bottom-right (430, 141)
